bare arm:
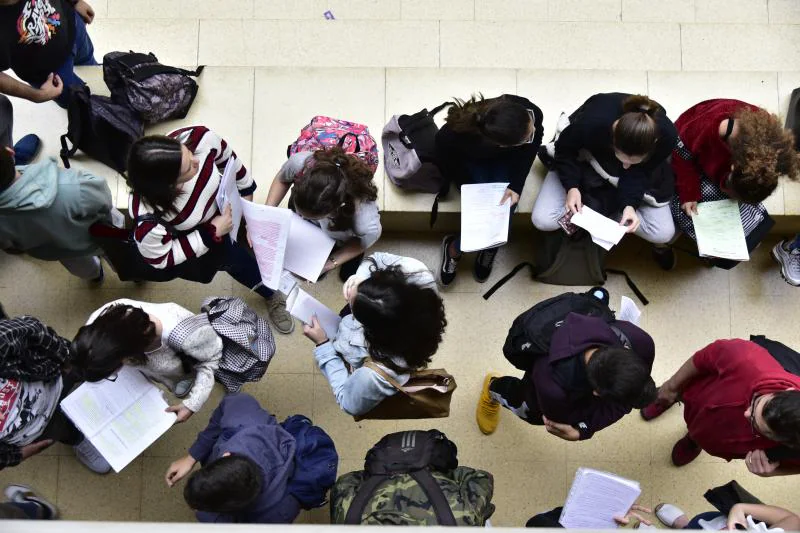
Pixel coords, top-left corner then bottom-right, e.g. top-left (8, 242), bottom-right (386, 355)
top-left (323, 238), bottom-right (365, 273)
top-left (656, 356), bottom-right (700, 404)
top-left (728, 503), bottom-right (800, 530)
top-left (0, 72), bottom-right (61, 103)
top-left (265, 175), bottom-right (292, 207)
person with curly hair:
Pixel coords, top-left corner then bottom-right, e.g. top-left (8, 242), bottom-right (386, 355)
top-left (671, 99), bottom-right (799, 269)
top-left (265, 146), bottom-right (381, 282)
top-left (301, 253), bottom-right (446, 417)
top-left (437, 93), bottom-right (544, 286)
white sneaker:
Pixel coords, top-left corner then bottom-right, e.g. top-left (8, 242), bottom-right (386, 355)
top-left (772, 240), bottom-right (800, 286)
top-left (73, 439), bottom-right (112, 474)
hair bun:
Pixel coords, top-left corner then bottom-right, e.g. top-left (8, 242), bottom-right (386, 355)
top-left (622, 94), bottom-right (660, 117)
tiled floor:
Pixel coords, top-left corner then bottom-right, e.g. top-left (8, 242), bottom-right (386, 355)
top-left (5, 0), bottom-right (800, 527)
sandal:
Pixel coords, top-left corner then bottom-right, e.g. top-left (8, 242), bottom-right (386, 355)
top-left (655, 503), bottom-right (687, 528)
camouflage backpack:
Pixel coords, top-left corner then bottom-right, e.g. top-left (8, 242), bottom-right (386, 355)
top-left (330, 430), bottom-right (495, 526)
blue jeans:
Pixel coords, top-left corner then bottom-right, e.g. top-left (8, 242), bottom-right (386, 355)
top-left (686, 511), bottom-right (724, 529)
top-left (34, 11), bottom-right (97, 108)
top-left (454, 158), bottom-right (517, 253)
top-left (221, 238), bottom-right (274, 299)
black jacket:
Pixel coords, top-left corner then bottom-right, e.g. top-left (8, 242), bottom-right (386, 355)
top-left (435, 94), bottom-right (544, 195)
top-left (554, 92), bottom-right (677, 209)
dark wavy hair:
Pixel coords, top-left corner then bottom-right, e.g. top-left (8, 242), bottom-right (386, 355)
top-left (184, 455), bottom-right (263, 514)
top-left (351, 262), bottom-right (446, 373)
top-left (71, 304), bottom-right (156, 382)
top-left (291, 147), bottom-right (378, 232)
top-left (586, 346), bottom-right (656, 409)
top-left (613, 94), bottom-right (665, 157)
top-left (445, 93), bottom-right (532, 146)
top-left (126, 135), bottom-right (184, 214)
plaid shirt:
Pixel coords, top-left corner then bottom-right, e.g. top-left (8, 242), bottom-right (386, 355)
top-left (0, 317), bottom-right (72, 469)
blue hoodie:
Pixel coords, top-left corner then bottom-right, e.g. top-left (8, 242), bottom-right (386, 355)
top-left (188, 393), bottom-right (300, 524)
top-left (0, 158), bottom-right (112, 260)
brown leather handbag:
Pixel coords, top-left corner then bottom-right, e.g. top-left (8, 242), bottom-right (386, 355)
top-left (353, 362), bottom-right (457, 421)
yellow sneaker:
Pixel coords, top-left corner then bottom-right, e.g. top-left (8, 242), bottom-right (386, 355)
top-left (476, 373), bottom-right (501, 435)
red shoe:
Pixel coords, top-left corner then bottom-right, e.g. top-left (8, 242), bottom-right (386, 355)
top-left (640, 401), bottom-right (673, 421)
top-left (671, 435), bottom-right (701, 467)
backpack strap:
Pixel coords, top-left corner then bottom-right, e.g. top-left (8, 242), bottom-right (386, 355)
top-left (408, 469), bottom-right (458, 526)
top-left (338, 132), bottom-right (361, 153)
top-left (429, 101), bottom-right (454, 117)
top-left (604, 268), bottom-right (649, 306)
top-left (482, 262), bottom-right (536, 300)
top-left (364, 361), bottom-right (404, 390)
top-left (343, 475), bottom-right (387, 524)
top-left (134, 212), bottom-right (184, 238)
top-left (59, 134), bottom-right (78, 169)
top-left (128, 64), bottom-right (205, 83)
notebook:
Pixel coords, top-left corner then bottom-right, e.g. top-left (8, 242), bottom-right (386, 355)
top-left (559, 468), bottom-right (642, 529)
top-left (60, 366), bottom-right (176, 473)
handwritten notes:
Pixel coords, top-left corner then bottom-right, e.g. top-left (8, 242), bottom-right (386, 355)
top-left (693, 199), bottom-right (749, 262)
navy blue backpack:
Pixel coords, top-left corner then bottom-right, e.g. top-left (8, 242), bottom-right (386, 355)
top-left (281, 415), bottom-right (338, 510)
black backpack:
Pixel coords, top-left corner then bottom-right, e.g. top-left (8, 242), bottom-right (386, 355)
top-left (103, 51), bottom-right (204, 124)
top-left (344, 430), bottom-right (459, 526)
top-left (502, 289), bottom-right (621, 371)
top-left (60, 85), bottom-right (144, 173)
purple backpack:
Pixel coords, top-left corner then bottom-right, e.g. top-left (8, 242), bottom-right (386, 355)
top-left (287, 116), bottom-right (379, 173)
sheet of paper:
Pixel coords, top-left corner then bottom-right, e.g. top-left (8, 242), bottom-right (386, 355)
top-left (278, 270), bottom-right (300, 296)
top-left (560, 468), bottom-right (642, 529)
top-left (693, 199), bottom-right (749, 262)
top-left (241, 201), bottom-right (292, 290)
top-left (60, 367), bottom-right (176, 473)
top-left (215, 159), bottom-right (243, 242)
top-left (571, 206), bottom-right (627, 249)
top-left (460, 182), bottom-right (511, 252)
top-left (284, 214), bottom-right (335, 283)
top-left (286, 287), bottom-right (341, 339)
top-left (618, 296), bottom-right (641, 326)
top-left (591, 235), bottom-right (615, 251)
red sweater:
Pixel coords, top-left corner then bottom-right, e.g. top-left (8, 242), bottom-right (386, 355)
top-left (682, 339), bottom-right (800, 462)
top-left (672, 99), bottom-right (760, 204)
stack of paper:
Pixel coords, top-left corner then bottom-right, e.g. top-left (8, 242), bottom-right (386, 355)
top-left (571, 207), bottom-right (627, 251)
top-left (560, 468), bottom-right (642, 529)
top-left (60, 367), bottom-right (176, 473)
top-left (693, 199), bottom-right (749, 262)
top-left (460, 182), bottom-right (511, 252)
top-left (215, 159), bottom-right (244, 242)
top-left (285, 287), bottom-right (342, 339)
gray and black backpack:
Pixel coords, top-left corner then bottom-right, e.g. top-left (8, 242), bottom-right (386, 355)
top-left (103, 51), bottom-right (204, 124)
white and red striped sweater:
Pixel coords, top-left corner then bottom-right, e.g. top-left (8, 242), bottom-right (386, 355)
top-left (129, 126), bottom-right (255, 269)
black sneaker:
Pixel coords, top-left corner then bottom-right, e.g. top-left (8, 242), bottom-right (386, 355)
top-left (473, 247), bottom-right (498, 283)
top-left (438, 235), bottom-right (460, 287)
top-left (651, 246), bottom-right (676, 271)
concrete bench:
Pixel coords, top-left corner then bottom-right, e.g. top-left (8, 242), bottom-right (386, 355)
top-left (9, 66), bottom-right (800, 223)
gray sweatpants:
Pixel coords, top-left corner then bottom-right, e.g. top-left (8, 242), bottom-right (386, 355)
top-left (530, 171), bottom-right (676, 245)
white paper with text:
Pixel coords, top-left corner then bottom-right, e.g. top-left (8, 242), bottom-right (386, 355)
top-left (460, 182), bottom-right (511, 252)
top-left (560, 468), bottom-right (641, 529)
top-left (241, 201), bottom-right (292, 290)
top-left (693, 199), bottom-right (749, 262)
top-left (215, 159), bottom-right (244, 242)
top-left (285, 287), bottom-right (341, 339)
top-left (571, 206), bottom-right (626, 249)
top-left (284, 214), bottom-right (335, 283)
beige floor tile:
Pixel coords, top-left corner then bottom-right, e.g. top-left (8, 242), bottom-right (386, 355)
top-left (57, 456), bottom-right (142, 520)
top-left (401, 0), bottom-right (474, 20)
top-left (108, 0), bottom-right (254, 19)
top-left (729, 236), bottom-right (792, 296)
top-left (785, 180), bottom-right (800, 216)
top-left (253, 0), bottom-right (330, 19)
top-left (731, 293), bottom-right (800, 348)
top-left (383, 68), bottom-right (517, 213)
top-left (682, 24), bottom-right (800, 71)
top-left (140, 457), bottom-right (197, 522)
top-left (199, 20), bottom-right (437, 67)
top-left (251, 67), bottom-right (386, 205)
top-left (475, 0), bottom-right (548, 20)
top-left (547, 0), bottom-right (622, 22)
top-left (147, 68), bottom-right (255, 168)
top-left (89, 20), bottom-right (199, 66)
top-left (695, 0), bottom-right (768, 23)
top-left (769, 0), bottom-right (800, 23)
top-left (440, 22), bottom-right (681, 70)
top-left (482, 459), bottom-right (566, 526)
top-left (0, 456), bottom-right (60, 507)
top-left (328, 0), bottom-right (401, 19)
top-left (622, 0), bottom-right (695, 22)
top-left (313, 373), bottom-right (398, 460)
top-left (647, 71), bottom-right (780, 121)
top-left (567, 411), bottom-right (653, 464)
top-left (89, 0), bottom-right (108, 18)
top-left (566, 461), bottom-right (655, 510)
top-left (242, 373), bottom-right (315, 420)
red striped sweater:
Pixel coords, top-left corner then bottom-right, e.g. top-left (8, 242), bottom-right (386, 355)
top-left (129, 126), bottom-right (255, 269)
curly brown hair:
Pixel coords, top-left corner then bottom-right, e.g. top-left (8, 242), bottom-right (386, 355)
top-left (291, 147), bottom-right (378, 232)
top-left (728, 108), bottom-right (800, 204)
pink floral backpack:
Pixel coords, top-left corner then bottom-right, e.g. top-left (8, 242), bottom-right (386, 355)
top-left (287, 116), bottom-right (379, 173)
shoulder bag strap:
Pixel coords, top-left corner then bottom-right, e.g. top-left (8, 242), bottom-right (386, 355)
top-left (408, 470), bottom-right (458, 526)
top-left (604, 268), bottom-right (649, 306)
top-left (363, 361), bottom-right (405, 390)
top-left (134, 212), bottom-right (180, 238)
top-left (343, 475), bottom-right (387, 524)
top-left (482, 262), bottom-right (537, 300)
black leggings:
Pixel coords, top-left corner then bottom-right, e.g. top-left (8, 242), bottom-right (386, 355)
top-left (38, 373), bottom-right (83, 446)
top-left (489, 376), bottom-right (544, 425)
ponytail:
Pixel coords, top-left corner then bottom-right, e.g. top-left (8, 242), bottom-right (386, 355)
top-left (292, 147), bottom-right (378, 232)
top-left (614, 95), bottom-right (663, 157)
top-left (445, 93), bottom-right (532, 146)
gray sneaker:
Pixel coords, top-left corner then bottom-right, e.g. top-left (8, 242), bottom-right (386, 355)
top-left (266, 294), bottom-right (295, 334)
top-left (73, 438), bottom-right (112, 474)
top-left (174, 378), bottom-right (194, 398)
top-left (772, 240), bottom-right (800, 286)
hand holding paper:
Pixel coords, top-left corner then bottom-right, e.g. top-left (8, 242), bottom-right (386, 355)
top-left (215, 159), bottom-right (243, 242)
top-left (692, 199), bottom-right (749, 262)
top-left (571, 206), bottom-right (627, 251)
